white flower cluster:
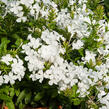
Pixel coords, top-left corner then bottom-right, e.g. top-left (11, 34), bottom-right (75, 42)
top-left (82, 50), bottom-right (96, 65)
top-left (8, 0), bottom-right (58, 22)
top-left (2, 0), bottom-right (109, 108)
top-left (0, 54), bottom-right (26, 85)
top-left (72, 40), bottom-right (84, 50)
top-left (9, 1), bottom-right (27, 22)
top-left (21, 29), bottom-right (109, 100)
top-left (22, 30), bottom-right (66, 84)
top-left (55, 2), bottom-right (91, 39)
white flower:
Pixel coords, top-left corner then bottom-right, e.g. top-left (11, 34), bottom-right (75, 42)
top-left (41, 30), bottom-right (64, 45)
top-left (16, 16), bottom-right (27, 22)
top-left (3, 72), bottom-right (17, 85)
top-left (104, 32), bottom-right (109, 44)
top-left (0, 76), bottom-right (3, 85)
top-left (11, 57), bottom-right (25, 77)
top-left (29, 3), bottom-right (40, 19)
top-left (3, 75), bottom-right (10, 84)
top-left (0, 71), bottom-right (1, 75)
top-left (10, 2), bottom-right (22, 15)
top-left (42, 0), bottom-right (51, 4)
top-left (72, 40), bottom-right (84, 50)
top-left (20, 0), bottom-right (34, 7)
top-left (69, 0), bottom-right (75, 5)
top-left (97, 47), bottom-right (109, 56)
top-left (0, 54), bottom-right (25, 85)
top-left (38, 45), bottom-right (58, 62)
top-left (27, 35), bottom-right (41, 49)
top-left (99, 93), bottom-right (109, 109)
top-left (84, 50), bottom-right (96, 64)
top-left (1, 54), bottom-right (13, 65)
top-left (98, 90), bottom-right (106, 99)
top-left (16, 12), bottom-right (27, 22)
top-left (1, 0), bottom-right (8, 4)
top-left (35, 70), bottom-right (44, 83)
top-left (99, 106), bottom-right (107, 109)
top-left (27, 58), bottom-right (44, 72)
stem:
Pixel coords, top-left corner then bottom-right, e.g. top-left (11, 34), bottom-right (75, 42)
top-left (2, 101), bottom-right (5, 109)
top-left (15, 42), bottom-right (23, 52)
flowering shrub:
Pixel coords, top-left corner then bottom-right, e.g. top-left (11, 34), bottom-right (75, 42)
top-left (0, 0), bottom-right (109, 109)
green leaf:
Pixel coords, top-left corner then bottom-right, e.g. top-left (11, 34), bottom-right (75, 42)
top-left (15, 38), bottom-right (23, 47)
top-left (51, 91), bottom-right (58, 98)
top-left (11, 34), bottom-right (20, 39)
top-left (11, 34), bottom-right (23, 48)
top-left (25, 92), bottom-right (31, 104)
top-left (19, 101), bottom-right (25, 109)
top-left (16, 90), bottom-right (26, 105)
top-left (0, 86), bottom-right (9, 95)
top-left (0, 94), bottom-right (11, 101)
top-left (49, 102), bottom-right (58, 109)
top-left (6, 101), bottom-right (15, 109)
top-left (9, 88), bottom-right (14, 97)
top-left (104, 0), bottom-right (109, 9)
top-left (53, 0), bottom-right (69, 9)
top-left (78, 48), bottom-right (84, 57)
top-left (34, 92), bottom-right (43, 102)
top-left (72, 98), bottom-right (81, 105)
top-left (15, 89), bottom-right (20, 97)
top-left (0, 37), bottom-right (10, 57)
top-left (72, 85), bottom-right (78, 98)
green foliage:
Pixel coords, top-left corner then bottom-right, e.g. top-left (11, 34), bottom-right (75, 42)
top-left (53, 0), bottom-right (69, 9)
top-left (62, 85), bottom-right (81, 106)
top-left (6, 101), bottom-right (15, 109)
top-left (94, 5), bottom-right (104, 20)
top-left (83, 21), bottom-right (103, 51)
top-left (87, 0), bottom-right (109, 18)
top-left (0, 1), bottom-right (6, 17)
top-left (16, 89), bottom-right (32, 109)
top-left (0, 37), bottom-right (10, 57)
top-left (87, 0), bottom-right (101, 11)
top-left (0, 85), bottom-right (15, 109)
top-left (34, 92), bottom-right (43, 102)
top-left (104, 0), bottom-right (109, 9)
